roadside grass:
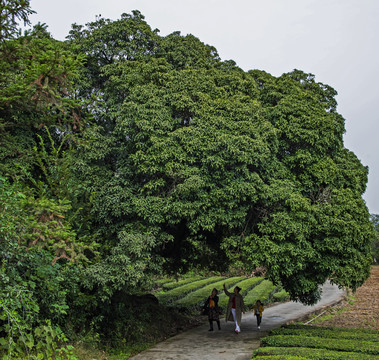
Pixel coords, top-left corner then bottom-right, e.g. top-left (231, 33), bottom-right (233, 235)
top-left (176, 276), bottom-right (245, 308)
top-left (157, 276), bottom-right (226, 304)
top-left (252, 325), bottom-right (379, 359)
top-left (244, 279), bottom-right (277, 308)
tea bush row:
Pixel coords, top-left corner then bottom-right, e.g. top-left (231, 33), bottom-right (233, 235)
top-left (157, 276), bottom-right (226, 304)
top-left (253, 346), bottom-right (379, 360)
top-left (244, 280), bottom-right (277, 308)
top-left (269, 325), bottom-right (379, 342)
top-left (272, 288), bottom-right (290, 302)
top-left (218, 277), bottom-right (264, 308)
top-left (260, 334), bottom-right (379, 355)
top-left (162, 276), bottom-right (203, 290)
top-left (176, 276), bottom-right (245, 307)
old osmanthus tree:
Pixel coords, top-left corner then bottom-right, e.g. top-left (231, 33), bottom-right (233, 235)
top-left (67, 11), bottom-right (374, 305)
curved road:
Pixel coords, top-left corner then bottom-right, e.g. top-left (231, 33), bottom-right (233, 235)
top-left (131, 282), bottom-right (345, 360)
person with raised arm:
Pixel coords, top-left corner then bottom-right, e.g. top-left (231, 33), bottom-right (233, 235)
top-left (223, 283), bottom-right (245, 334)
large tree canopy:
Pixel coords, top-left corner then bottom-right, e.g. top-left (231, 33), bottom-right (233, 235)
top-left (0, 6), bottom-right (375, 357)
top-left (65, 11), bottom-right (374, 304)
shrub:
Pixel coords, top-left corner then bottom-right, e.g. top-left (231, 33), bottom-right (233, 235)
top-left (95, 291), bottom-right (196, 348)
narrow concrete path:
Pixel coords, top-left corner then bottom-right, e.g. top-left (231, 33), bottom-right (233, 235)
top-left (131, 282), bottom-right (345, 360)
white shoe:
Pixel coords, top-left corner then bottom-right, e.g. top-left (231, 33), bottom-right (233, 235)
top-left (258, 326), bottom-right (260, 329)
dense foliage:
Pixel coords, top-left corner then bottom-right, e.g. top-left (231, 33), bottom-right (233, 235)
top-left (0, 1), bottom-right (375, 357)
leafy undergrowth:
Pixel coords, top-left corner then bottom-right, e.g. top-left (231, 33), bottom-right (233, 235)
top-left (71, 297), bottom-right (204, 360)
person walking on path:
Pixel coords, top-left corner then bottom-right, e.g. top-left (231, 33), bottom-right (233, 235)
top-left (252, 300), bottom-right (264, 329)
top-left (223, 283), bottom-right (245, 333)
top-left (203, 288), bottom-right (221, 331)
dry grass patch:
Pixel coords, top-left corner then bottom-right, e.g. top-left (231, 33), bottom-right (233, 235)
top-left (314, 266), bottom-right (379, 330)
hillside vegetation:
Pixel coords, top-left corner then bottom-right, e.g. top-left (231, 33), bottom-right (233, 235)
top-left (154, 275), bottom-right (289, 310)
top-left (0, 1), bottom-right (376, 358)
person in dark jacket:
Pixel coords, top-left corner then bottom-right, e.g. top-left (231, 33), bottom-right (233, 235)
top-left (203, 288), bottom-right (221, 331)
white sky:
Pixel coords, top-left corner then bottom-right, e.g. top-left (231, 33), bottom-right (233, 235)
top-left (27, 0), bottom-right (379, 214)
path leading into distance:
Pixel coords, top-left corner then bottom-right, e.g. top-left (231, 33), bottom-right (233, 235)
top-left (130, 282), bottom-right (345, 360)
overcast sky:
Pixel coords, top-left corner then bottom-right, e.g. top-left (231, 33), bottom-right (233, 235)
top-left (26, 0), bottom-right (379, 214)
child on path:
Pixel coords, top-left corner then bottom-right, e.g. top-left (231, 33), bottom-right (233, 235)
top-left (253, 300), bottom-right (264, 329)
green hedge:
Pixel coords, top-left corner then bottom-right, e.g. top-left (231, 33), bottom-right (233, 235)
top-left (269, 326), bottom-right (379, 342)
top-left (277, 324), bottom-right (379, 336)
top-left (253, 346), bottom-right (379, 360)
top-left (176, 276), bottom-right (245, 307)
top-left (244, 280), bottom-right (276, 307)
top-left (272, 289), bottom-right (290, 302)
top-left (261, 335), bottom-right (379, 355)
top-left (162, 276), bottom-right (203, 290)
top-left (252, 356), bottom-right (310, 360)
top-left (218, 277), bottom-right (263, 308)
top-left (157, 276), bottom-right (225, 304)
top-left (154, 277), bottom-right (174, 287)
